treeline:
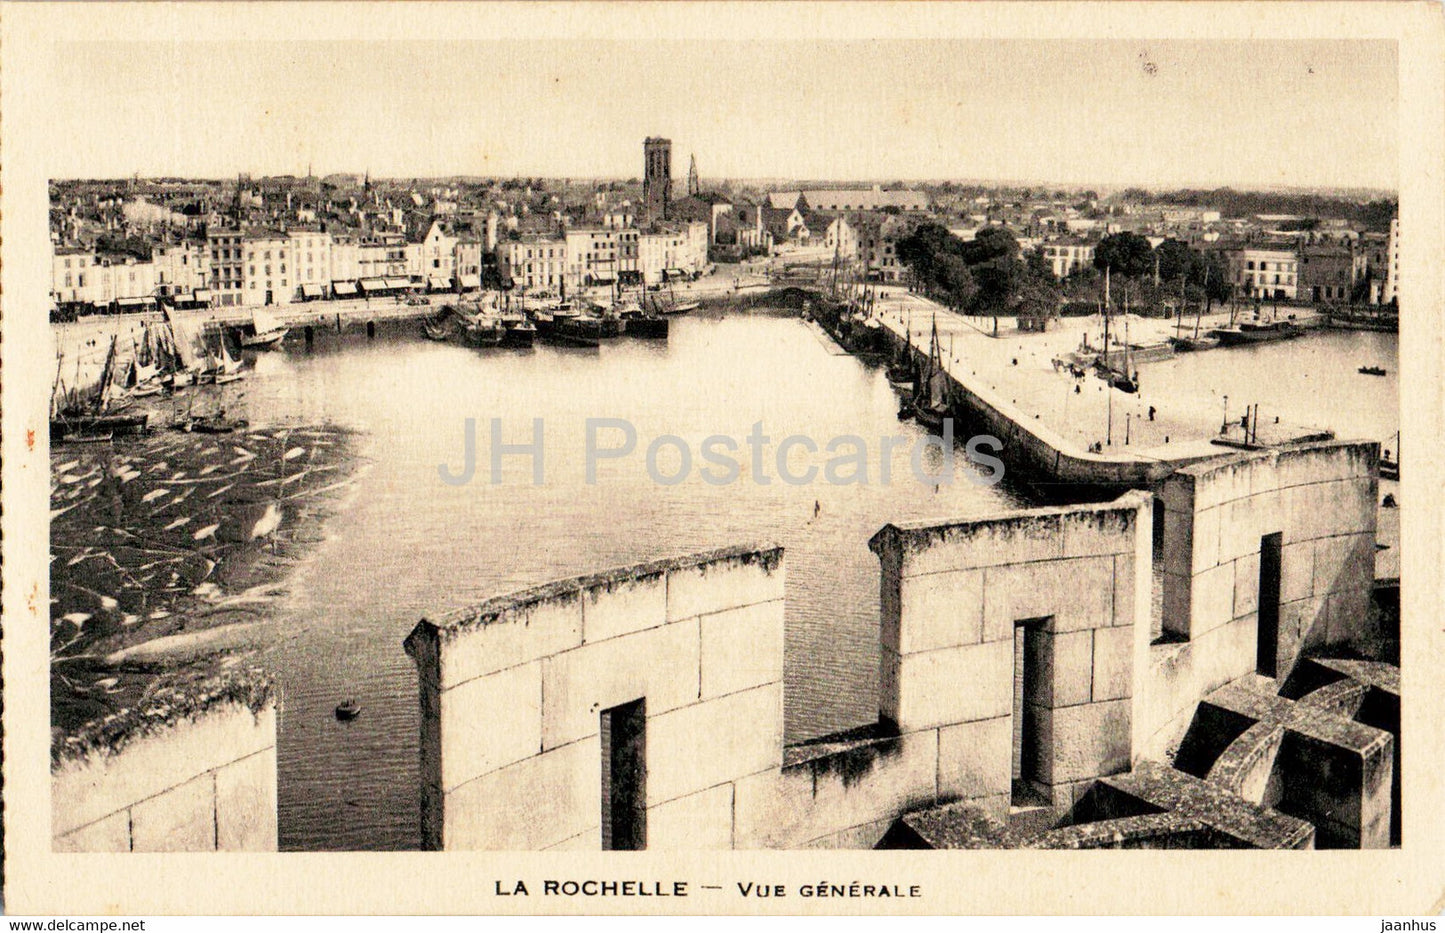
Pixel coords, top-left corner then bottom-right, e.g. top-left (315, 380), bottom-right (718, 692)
top-left (1117, 187), bottom-right (1396, 231)
top-left (896, 225), bottom-right (1238, 321)
top-left (894, 223), bottom-right (1061, 320)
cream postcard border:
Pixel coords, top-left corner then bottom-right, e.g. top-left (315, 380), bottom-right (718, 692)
top-left (2, 1), bottom-right (1442, 915)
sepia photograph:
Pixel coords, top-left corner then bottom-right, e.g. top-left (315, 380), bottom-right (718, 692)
top-left (4, 1), bottom-right (1443, 917)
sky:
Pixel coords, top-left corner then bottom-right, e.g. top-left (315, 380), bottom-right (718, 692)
top-left (49, 38), bottom-right (1397, 191)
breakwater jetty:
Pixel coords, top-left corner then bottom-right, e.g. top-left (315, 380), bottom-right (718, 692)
top-left (807, 287), bottom-right (1337, 497)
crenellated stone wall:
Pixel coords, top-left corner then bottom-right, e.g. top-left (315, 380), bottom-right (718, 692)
top-left (1143, 440), bottom-right (1379, 759)
top-left (869, 493), bottom-right (1153, 814)
top-left (51, 672), bottom-right (278, 852)
top-left (404, 545), bottom-right (786, 850)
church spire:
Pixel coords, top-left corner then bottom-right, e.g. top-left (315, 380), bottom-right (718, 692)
top-left (687, 154), bottom-right (700, 197)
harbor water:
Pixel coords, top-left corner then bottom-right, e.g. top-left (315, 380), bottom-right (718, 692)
top-left (246, 309), bottom-right (1024, 851)
top-left (222, 309), bottom-right (1394, 850)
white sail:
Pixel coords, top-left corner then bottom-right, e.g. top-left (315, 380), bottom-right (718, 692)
top-left (164, 308), bottom-right (205, 371)
top-left (252, 307), bottom-right (283, 335)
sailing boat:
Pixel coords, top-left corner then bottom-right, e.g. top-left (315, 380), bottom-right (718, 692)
top-left (161, 307), bottom-right (203, 387)
top-left (242, 306), bottom-right (289, 348)
top-left (1095, 276), bottom-right (1139, 394)
top-left (127, 324), bottom-right (164, 396)
top-left (201, 333), bottom-right (246, 385)
top-left (50, 338), bottom-right (150, 442)
top-left (912, 316), bottom-right (951, 432)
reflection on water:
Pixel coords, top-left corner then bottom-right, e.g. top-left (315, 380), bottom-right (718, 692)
top-left (247, 311), bottom-right (1021, 850)
top-left (242, 312), bottom-right (1395, 851)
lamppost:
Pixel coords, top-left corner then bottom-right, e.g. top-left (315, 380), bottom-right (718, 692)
top-left (1221, 394), bottom-right (1230, 436)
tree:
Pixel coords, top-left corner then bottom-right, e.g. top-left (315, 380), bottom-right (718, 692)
top-left (1154, 238), bottom-right (1194, 283)
top-left (1093, 232), bottom-right (1154, 278)
top-left (963, 225), bottom-right (1018, 265)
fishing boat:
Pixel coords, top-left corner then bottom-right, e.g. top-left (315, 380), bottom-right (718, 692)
top-left (626, 314), bottom-right (669, 339)
top-left (912, 316), bottom-right (951, 433)
top-left (1094, 285), bottom-right (1140, 393)
top-left (501, 314), bottom-right (537, 348)
top-left (1169, 334), bottom-right (1219, 352)
top-left (1212, 320), bottom-right (1305, 346)
top-left (421, 312), bottom-right (454, 341)
top-left (241, 307), bottom-right (289, 348)
top-left (460, 311), bottom-right (506, 348)
top-left (200, 333), bottom-right (246, 385)
top-left (334, 699), bottom-right (361, 721)
top-left (50, 338), bottom-right (151, 442)
top-left (1358, 365), bottom-right (1387, 377)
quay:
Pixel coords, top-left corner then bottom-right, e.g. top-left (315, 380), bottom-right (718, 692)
top-left (828, 287), bottom-right (1340, 495)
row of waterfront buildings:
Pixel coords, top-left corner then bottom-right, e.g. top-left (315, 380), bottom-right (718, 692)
top-left (50, 214), bottom-right (711, 311)
top-left (48, 136), bottom-right (1399, 313)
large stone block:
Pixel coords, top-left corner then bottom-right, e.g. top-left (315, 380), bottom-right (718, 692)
top-left (53, 811), bottom-right (130, 852)
top-left (1158, 472), bottom-right (1197, 516)
top-left (898, 569), bottom-right (985, 652)
top-left (1160, 505), bottom-right (1195, 579)
top-left (1325, 588), bottom-right (1374, 648)
top-left (1059, 505), bottom-right (1139, 560)
top-left (1287, 595), bottom-right (1331, 655)
top-left (1187, 457), bottom-right (1257, 511)
top-left (700, 600), bottom-right (784, 700)
top-left (1036, 629), bottom-right (1093, 708)
top-left (215, 747), bottom-right (277, 850)
top-left (130, 773), bottom-right (215, 852)
top-left (734, 731), bottom-right (938, 848)
top-left (1275, 442), bottom-right (1373, 492)
top-left (1111, 554), bottom-right (1144, 627)
top-left (1283, 479), bottom-right (1375, 544)
top-left (666, 555), bottom-right (784, 623)
top-left (1281, 540), bottom-right (1315, 604)
top-left (1160, 570), bottom-right (1192, 639)
top-left (1218, 494), bottom-right (1282, 565)
top-left (1312, 533), bottom-right (1375, 599)
top-left (892, 515), bottom-right (1066, 577)
top-left (540, 621), bottom-right (699, 750)
top-left (583, 571), bottom-right (667, 643)
top-left (1188, 561), bottom-right (1236, 639)
top-left (648, 783), bottom-right (734, 849)
top-left (1041, 699), bottom-right (1131, 785)
top-left (443, 736), bottom-right (599, 849)
top-left (438, 595), bottom-right (583, 687)
top-left (440, 661), bottom-right (542, 790)
top-left (1232, 552), bottom-right (1261, 619)
top-left (886, 639), bottom-right (1012, 731)
top-left (982, 556), bottom-right (1113, 636)
top-left (1191, 505), bottom-right (1222, 571)
top-left (937, 715), bottom-right (1010, 801)
top-left (51, 702), bottom-right (275, 837)
top-left (647, 684), bottom-right (782, 807)
top-left (1092, 625), bottom-right (1133, 702)
top-left (879, 563), bottom-right (902, 653)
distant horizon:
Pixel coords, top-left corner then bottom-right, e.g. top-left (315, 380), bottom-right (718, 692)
top-left (50, 39), bottom-right (1397, 192)
top-left (50, 174), bottom-right (1398, 202)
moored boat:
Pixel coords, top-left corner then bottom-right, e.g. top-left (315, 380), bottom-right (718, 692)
top-left (501, 316), bottom-right (537, 348)
top-left (1212, 321), bottom-right (1305, 346)
top-left (1358, 365), bottom-right (1387, 376)
top-left (241, 307), bottom-right (289, 348)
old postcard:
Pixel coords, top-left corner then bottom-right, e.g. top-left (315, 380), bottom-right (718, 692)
top-left (2, 0), bottom-right (1443, 916)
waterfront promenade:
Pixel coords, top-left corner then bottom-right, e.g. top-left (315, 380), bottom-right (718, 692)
top-left (873, 287), bottom-right (1335, 465)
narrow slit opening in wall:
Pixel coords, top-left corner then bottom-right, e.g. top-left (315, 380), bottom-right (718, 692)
top-left (600, 697), bottom-right (646, 851)
top-left (1012, 616), bottom-right (1052, 808)
top-left (1257, 532), bottom-right (1283, 677)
